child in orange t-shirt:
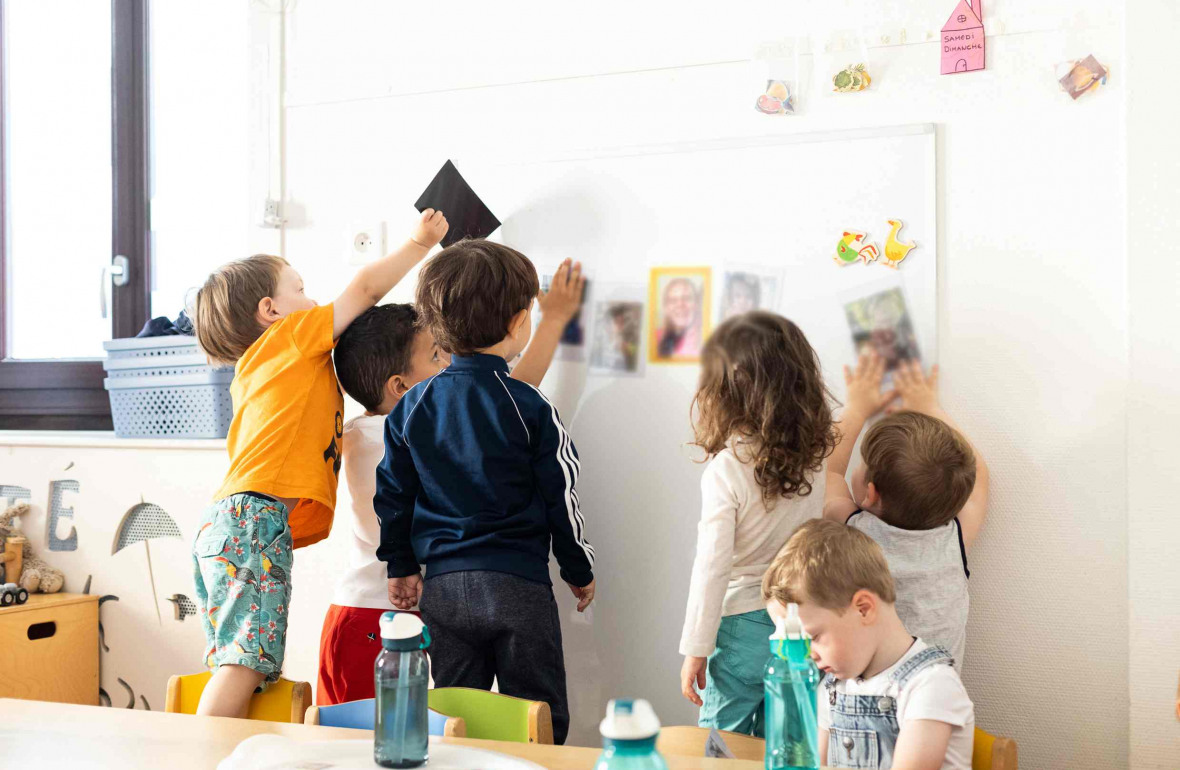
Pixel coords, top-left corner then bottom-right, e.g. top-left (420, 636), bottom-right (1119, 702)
top-left (190, 210), bottom-right (449, 718)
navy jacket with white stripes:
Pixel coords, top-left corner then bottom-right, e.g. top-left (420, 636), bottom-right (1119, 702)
top-left (374, 352), bottom-right (595, 588)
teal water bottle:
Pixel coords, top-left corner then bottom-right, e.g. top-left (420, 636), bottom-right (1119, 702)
top-left (374, 612), bottom-right (431, 768)
top-left (763, 604), bottom-right (820, 770)
top-left (594, 699), bottom-right (670, 770)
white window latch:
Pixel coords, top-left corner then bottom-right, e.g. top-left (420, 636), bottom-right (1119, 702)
top-left (100, 255), bottom-right (130, 319)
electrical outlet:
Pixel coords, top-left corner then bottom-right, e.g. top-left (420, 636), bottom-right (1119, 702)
top-left (261, 198), bottom-right (284, 228)
top-left (347, 221), bottom-right (386, 265)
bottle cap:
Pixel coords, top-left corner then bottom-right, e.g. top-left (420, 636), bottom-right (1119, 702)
top-left (769, 603), bottom-right (806, 641)
top-left (769, 603), bottom-right (810, 657)
top-left (379, 611), bottom-right (431, 651)
top-left (599, 699), bottom-right (660, 740)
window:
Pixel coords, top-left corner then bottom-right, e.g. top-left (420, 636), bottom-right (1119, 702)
top-left (0, 0), bottom-right (144, 429)
top-left (148, 0), bottom-right (252, 320)
top-left (1, 0), bottom-right (255, 431)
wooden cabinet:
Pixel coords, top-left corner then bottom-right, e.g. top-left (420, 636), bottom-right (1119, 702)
top-left (0, 593), bottom-right (99, 705)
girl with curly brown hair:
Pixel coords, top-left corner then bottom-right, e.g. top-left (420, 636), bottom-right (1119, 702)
top-left (678, 310), bottom-right (837, 736)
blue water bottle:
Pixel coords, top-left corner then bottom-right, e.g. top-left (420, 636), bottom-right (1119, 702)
top-left (763, 604), bottom-right (820, 770)
top-left (374, 611), bottom-right (431, 768)
top-left (594, 699), bottom-right (670, 770)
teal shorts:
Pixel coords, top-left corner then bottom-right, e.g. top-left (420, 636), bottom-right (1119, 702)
top-left (192, 493), bottom-right (293, 684)
top-left (698, 609), bottom-right (775, 737)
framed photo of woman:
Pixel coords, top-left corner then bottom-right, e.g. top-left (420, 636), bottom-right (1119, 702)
top-left (648, 266), bottom-right (711, 364)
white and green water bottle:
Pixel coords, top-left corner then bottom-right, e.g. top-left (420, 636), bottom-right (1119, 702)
top-left (763, 604), bottom-right (820, 770)
top-left (374, 612), bottom-right (431, 768)
top-left (594, 699), bottom-right (669, 770)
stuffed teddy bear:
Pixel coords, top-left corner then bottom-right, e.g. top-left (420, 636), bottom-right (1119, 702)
top-left (0, 502), bottom-right (64, 593)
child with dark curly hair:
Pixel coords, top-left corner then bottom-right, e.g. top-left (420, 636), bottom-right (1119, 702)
top-left (678, 310), bottom-right (837, 736)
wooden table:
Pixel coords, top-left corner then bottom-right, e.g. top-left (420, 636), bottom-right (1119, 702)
top-left (0, 699), bottom-right (765, 769)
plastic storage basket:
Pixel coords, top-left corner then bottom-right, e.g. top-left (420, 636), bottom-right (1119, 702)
top-left (102, 337), bottom-right (234, 439)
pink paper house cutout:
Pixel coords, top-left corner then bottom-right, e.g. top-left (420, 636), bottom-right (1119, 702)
top-left (941, 0), bottom-right (985, 75)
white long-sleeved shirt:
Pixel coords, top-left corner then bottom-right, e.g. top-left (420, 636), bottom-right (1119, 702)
top-left (678, 445), bottom-right (824, 657)
top-left (332, 414), bottom-right (398, 610)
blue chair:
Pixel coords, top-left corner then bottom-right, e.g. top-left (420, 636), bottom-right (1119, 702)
top-left (304, 698), bottom-right (466, 737)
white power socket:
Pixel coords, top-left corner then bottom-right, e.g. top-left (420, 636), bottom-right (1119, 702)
top-left (347, 221), bottom-right (386, 265)
top-left (261, 198), bottom-right (285, 228)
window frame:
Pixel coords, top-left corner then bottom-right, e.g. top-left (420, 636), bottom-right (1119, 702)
top-left (0, 0), bottom-right (151, 430)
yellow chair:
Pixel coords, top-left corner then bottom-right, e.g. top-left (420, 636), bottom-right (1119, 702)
top-left (427, 687), bottom-right (553, 744)
top-left (164, 671), bottom-right (311, 724)
top-left (973, 726), bottom-right (1018, 770)
top-left (657, 725), bottom-right (765, 761)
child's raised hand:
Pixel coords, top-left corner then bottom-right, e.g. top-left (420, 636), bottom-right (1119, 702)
top-left (537, 259), bottom-right (585, 324)
top-left (843, 351), bottom-right (897, 419)
top-left (412, 209), bottom-right (450, 250)
top-left (888, 360), bottom-right (940, 416)
top-left (567, 578), bottom-right (595, 612)
top-left (387, 574), bottom-right (423, 610)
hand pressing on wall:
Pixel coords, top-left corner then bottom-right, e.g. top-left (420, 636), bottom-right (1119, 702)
top-left (511, 258), bottom-right (586, 387)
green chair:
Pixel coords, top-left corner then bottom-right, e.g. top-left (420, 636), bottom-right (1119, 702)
top-left (427, 687), bottom-right (553, 744)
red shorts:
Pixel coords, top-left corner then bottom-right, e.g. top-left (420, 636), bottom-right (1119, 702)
top-left (316, 604), bottom-right (421, 706)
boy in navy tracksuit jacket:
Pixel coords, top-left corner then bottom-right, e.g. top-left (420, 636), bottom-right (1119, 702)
top-left (374, 240), bottom-right (595, 745)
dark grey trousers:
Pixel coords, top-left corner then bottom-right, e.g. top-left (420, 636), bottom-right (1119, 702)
top-left (419, 570), bottom-right (569, 744)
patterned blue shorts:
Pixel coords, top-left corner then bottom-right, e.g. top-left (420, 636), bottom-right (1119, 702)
top-left (192, 493), bottom-right (293, 683)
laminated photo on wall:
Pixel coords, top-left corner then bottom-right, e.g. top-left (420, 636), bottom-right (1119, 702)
top-left (716, 268), bottom-right (782, 322)
top-left (649, 267), bottom-right (711, 364)
top-left (815, 29), bottom-right (875, 95)
top-left (753, 39), bottom-right (806, 116)
top-left (588, 284), bottom-right (646, 377)
top-left (842, 280), bottom-right (921, 378)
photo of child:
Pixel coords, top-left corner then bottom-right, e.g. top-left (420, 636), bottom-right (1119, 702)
top-left (590, 300), bottom-right (643, 375)
top-left (649, 267), bottom-right (711, 363)
top-left (843, 286), bottom-right (920, 371)
top-left (719, 270), bottom-right (779, 321)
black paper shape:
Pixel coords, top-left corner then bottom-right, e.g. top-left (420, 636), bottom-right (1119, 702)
top-left (414, 160), bottom-right (501, 247)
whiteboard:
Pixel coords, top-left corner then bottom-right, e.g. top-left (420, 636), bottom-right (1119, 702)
top-left (463, 123), bottom-right (937, 399)
top-left (409, 125), bottom-right (935, 742)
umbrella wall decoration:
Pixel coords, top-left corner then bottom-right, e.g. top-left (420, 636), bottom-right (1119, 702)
top-left (112, 500), bottom-right (183, 625)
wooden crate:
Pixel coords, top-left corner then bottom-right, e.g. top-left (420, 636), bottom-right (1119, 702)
top-left (0, 593), bottom-right (99, 705)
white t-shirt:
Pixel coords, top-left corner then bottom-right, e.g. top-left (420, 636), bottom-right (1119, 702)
top-left (331, 414), bottom-right (402, 610)
top-left (678, 444), bottom-right (824, 657)
top-left (818, 639), bottom-right (974, 770)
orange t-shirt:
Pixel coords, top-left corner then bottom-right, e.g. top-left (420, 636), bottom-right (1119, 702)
top-left (213, 304), bottom-right (345, 548)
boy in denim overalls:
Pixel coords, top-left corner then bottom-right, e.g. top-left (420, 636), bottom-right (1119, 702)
top-left (763, 519), bottom-right (975, 770)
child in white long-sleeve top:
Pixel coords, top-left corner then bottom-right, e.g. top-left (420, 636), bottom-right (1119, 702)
top-left (678, 311), bottom-right (836, 736)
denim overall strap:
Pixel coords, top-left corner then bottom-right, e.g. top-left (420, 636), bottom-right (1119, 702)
top-left (825, 645), bottom-right (954, 769)
top-left (888, 645), bottom-right (954, 690)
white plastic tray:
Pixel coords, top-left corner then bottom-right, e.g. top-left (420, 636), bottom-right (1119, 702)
top-left (218, 736), bottom-right (547, 770)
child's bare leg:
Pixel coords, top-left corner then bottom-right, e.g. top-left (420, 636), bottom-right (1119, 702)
top-left (196, 664), bottom-right (266, 718)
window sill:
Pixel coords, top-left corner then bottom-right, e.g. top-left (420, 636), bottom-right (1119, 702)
top-left (0, 431), bottom-right (226, 451)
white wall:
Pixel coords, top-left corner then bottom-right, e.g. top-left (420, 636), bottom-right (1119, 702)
top-left (1126, 1), bottom-right (1180, 768)
top-left (276, 1), bottom-right (1130, 765)
top-left (0, 438), bottom-right (229, 711)
top-left (0, 435), bottom-right (357, 715)
top-left (4, 1), bottom-right (1173, 767)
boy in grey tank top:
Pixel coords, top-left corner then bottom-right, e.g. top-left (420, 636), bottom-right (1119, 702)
top-left (822, 355), bottom-right (990, 670)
